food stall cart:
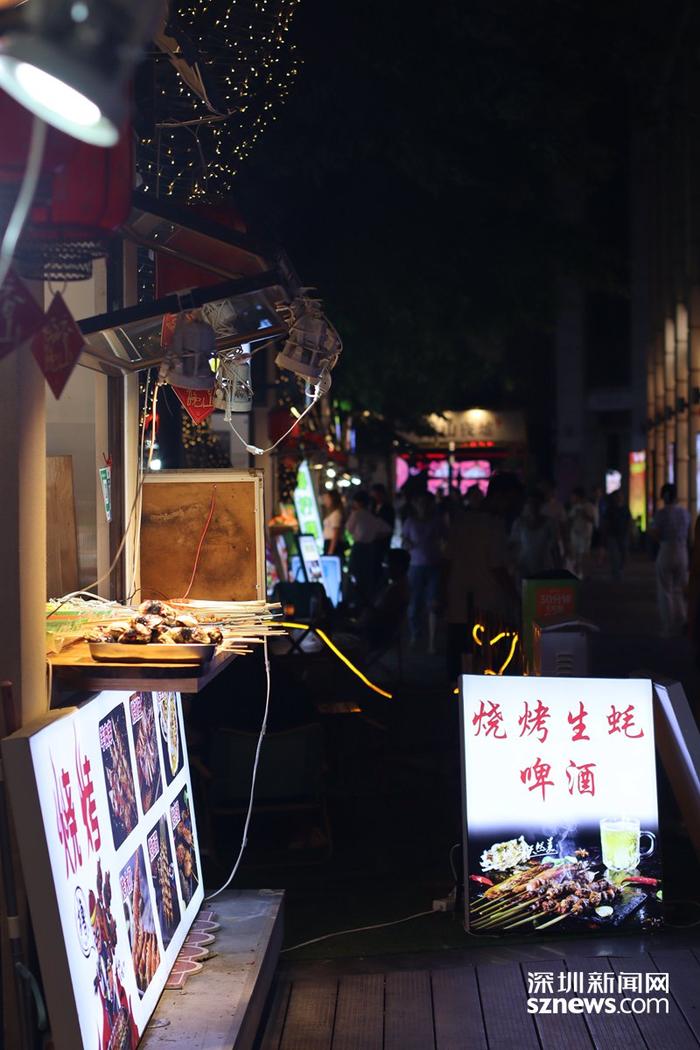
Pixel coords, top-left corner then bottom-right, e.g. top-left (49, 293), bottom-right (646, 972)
top-left (0, 171), bottom-right (342, 1047)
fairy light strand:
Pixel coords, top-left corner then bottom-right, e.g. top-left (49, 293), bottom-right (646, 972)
top-left (137, 0), bottom-right (301, 201)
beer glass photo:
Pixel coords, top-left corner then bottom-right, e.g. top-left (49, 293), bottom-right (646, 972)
top-left (599, 817), bottom-right (655, 871)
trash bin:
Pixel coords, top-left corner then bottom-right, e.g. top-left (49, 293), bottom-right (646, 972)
top-left (533, 618), bottom-right (599, 676)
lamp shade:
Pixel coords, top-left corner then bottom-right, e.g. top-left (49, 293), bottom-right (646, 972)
top-left (0, 0), bottom-right (162, 145)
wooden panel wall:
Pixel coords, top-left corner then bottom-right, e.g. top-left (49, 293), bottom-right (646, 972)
top-left (140, 471), bottom-right (263, 602)
top-left (46, 456), bottom-right (79, 598)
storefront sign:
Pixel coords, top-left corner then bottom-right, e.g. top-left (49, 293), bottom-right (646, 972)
top-left (629, 450), bottom-right (646, 530)
top-left (460, 676), bottom-right (661, 935)
top-left (403, 409), bottom-right (526, 449)
top-left (2, 690), bottom-right (203, 1050)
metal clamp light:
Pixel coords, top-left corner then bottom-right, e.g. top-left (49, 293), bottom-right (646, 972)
top-left (0, 0), bottom-right (163, 146)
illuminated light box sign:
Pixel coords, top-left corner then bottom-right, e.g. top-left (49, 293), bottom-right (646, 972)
top-left (2, 690), bottom-right (203, 1050)
top-left (293, 459), bottom-right (323, 548)
top-left (459, 676), bottom-right (662, 936)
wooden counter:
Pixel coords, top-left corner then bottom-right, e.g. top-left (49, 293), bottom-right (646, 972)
top-left (49, 641), bottom-right (239, 693)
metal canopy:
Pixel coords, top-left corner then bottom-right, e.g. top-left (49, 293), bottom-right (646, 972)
top-left (77, 192), bottom-right (300, 375)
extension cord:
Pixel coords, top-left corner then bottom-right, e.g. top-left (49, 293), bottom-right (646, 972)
top-left (432, 888), bottom-right (456, 912)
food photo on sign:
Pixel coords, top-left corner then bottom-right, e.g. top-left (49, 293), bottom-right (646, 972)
top-left (128, 692), bottom-right (162, 816)
top-left (119, 846), bottom-right (161, 997)
top-left (1, 689), bottom-right (204, 1050)
top-left (156, 690), bottom-right (183, 786)
top-left (459, 676), bottom-right (662, 935)
top-left (99, 702), bottom-right (138, 850)
top-left (147, 815), bottom-right (181, 950)
top-left (171, 784), bottom-right (200, 907)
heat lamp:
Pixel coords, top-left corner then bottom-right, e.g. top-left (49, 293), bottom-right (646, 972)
top-left (275, 293), bottom-right (342, 385)
top-left (158, 316), bottom-right (216, 392)
top-left (0, 0), bottom-right (163, 146)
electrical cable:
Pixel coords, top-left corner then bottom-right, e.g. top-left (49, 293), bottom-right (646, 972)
top-left (205, 635), bottom-right (271, 901)
top-left (281, 910), bottom-right (437, 954)
top-left (0, 115), bottom-right (47, 290)
top-left (228, 389), bottom-right (320, 456)
top-left (278, 622), bottom-right (393, 699)
top-left (180, 485), bottom-right (217, 599)
top-left (449, 842), bottom-right (461, 885)
top-left (129, 380), bottom-right (159, 600)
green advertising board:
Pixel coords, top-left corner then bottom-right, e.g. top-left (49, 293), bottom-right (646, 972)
top-left (293, 460), bottom-right (323, 548)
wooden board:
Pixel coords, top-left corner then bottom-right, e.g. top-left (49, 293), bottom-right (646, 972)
top-left (432, 966), bottom-right (487, 1050)
top-left (332, 973), bottom-right (384, 1050)
top-left (384, 971), bottom-right (435, 1050)
top-left (608, 952), bottom-right (697, 1050)
top-left (647, 948), bottom-right (700, 1045)
top-left (262, 948), bottom-right (700, 1050)
top-left (476, 961), bottom-right (540, 1050)
top-left (523, 958), bottom-right (597, 1050)
top-left (50, 642), bottom-right (239, 695)
top-left (46, 456), bottom-right (79, 598)
top-left (278, 978), bottom-right (337, 1050)
top-left (140, 470), bottom-right (264, 603)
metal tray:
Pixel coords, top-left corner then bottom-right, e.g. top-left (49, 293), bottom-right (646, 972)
top-left (88, 642), bottom-right (215, 664)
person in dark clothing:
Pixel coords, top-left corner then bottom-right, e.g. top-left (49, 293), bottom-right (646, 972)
top-left (370, 483), bottom-right (396, 532)
top-left (603, 488), bottom-right (632, 579)
top-left (359, 548), bottom-right (410, 649)
top-left (370, 482), bottom-right (395, 576)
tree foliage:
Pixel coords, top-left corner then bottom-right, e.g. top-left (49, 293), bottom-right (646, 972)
top-left (233, 0), bottom-right (676, 426)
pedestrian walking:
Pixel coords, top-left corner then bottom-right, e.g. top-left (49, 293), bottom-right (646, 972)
top-left (402, 492), bottom-right (445, 652)
top-left (650, 483), bottom-right (691, 637)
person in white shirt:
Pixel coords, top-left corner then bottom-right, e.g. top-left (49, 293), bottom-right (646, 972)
top-left (567, 487), bottom-right (596, 578)
top-left (650, 483), bottom-right (691, 637)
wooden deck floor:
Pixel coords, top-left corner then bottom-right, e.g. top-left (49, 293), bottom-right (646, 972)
top-left (259, 947), bottom-right (700, 1049)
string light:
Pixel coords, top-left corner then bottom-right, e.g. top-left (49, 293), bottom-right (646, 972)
top-left (136, 0), bottom-right (301, 201)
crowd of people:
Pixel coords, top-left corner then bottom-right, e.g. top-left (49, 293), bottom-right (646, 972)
top-left (318, 473), bottom-right (697, 667)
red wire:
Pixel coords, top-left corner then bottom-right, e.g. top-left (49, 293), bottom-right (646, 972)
top-left (181, 485), bottom-right (217, 599)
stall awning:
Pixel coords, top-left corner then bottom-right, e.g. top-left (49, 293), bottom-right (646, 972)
top-left (78, 191), bottom-right (300, 375)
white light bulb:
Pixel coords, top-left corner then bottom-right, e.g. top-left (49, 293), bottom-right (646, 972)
top-left (149, 458), bottom-right (162, 471)
top-left (326, 467), bottom-right (336, 478)
top-left (324, 481), bottom-right (334, 490)
top-left (15, 62), bottom-right (101, 127)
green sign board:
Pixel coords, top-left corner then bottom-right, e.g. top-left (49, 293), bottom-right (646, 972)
top-left (293, 460), bottom-right (323, 549)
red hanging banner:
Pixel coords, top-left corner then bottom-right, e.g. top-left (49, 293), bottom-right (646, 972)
top-left (31, 293), bottom-right (86, 398)
top-left (0, 269), bottom-right (45, 361)
top-left (172, 385), bottom-right (216, 424)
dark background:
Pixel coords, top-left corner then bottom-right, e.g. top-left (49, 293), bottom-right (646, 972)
top-left (230, 0), bottom-right (666, 463)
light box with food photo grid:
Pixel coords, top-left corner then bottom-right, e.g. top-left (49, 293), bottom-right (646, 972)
top-left (2, 689), bottom-right (203, 1050)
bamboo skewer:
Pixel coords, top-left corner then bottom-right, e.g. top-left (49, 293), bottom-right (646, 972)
top-left (473, 902), bottom-right (534, 929)
top-left (533, 912), bottom-right (570, 931)
top-left (503, 913), bottom-right (538, 929)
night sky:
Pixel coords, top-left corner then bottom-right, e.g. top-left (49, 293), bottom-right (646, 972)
top-left (233, 0), bottom-right (664, 441)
